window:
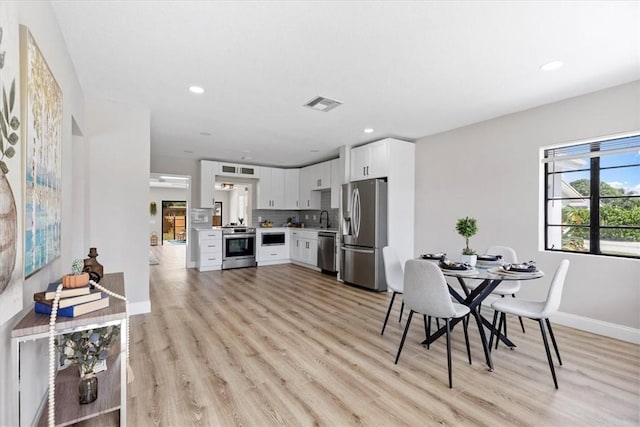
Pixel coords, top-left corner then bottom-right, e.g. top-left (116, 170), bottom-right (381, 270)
top-left (543, 133), bottom-right (640, 258)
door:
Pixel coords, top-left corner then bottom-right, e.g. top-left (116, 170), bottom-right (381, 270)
top-left (162, 201), bottom-right (187, 244)
top-left (340, 245), bottom-right (376, 289)
top-left (351, 180), bottom-right (377, 247)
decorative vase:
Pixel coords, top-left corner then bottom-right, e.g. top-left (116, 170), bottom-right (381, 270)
top-left (84, 247), bottom-right (104, 280)
top-left (62, 272), bottom-right (90, 288)
top-left (460, 254), bottom-right (477, 267)
top-left (0, 172), bottom-right (17, 294)
top-left (79, 373), bottom-right (98, 404)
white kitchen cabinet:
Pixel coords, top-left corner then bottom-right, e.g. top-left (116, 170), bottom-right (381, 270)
top-left (256, 228), bottom-right (290, 265)
top-left (290, 230), bottom-right (318, 267)
top-left (218, 162), bottom-right (258, 178)
top-left (350, 139), bottom-right (388, 181)
top-left (284, 168), bottom-right (300, 209)
top-left (330, 158), bottom-right (341, 209)
top-left (298, 166), bottom-right (321, 210)
top-left (256, 167), bottom-right (285, 209)
top-left (309, 160), bottom-right (331, 190)
top-left (196, 229), bottom-right (223, 271)
top-left (200, 160), bottom-right (219, 208)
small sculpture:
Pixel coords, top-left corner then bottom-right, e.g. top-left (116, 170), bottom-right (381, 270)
top-left (83, 247), bottom-right (104, 283)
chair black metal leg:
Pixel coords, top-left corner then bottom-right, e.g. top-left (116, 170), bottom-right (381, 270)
top-left (381, 291), bottom-right (397, 335)
top-left (463, 316), bottom-right (472, 364)
top-left (545, 318), bottom-right (562, 365)
top-left (423, 315), bottom-right (429, 341)
top-left (395, 311), bottom-right (414, 364)
top-left (503, 311), bottom-right (508, 340)
top-left (495, 313), bottom-right (505, 350)
top-left (426, 316), bottom-right (432, 349)
top-left (512, 294), bottom-right (526, 333)
top-left (446, 319), bottom-right (453, 388)
top-left (436, 318), bottom-right (440, 329)
top-left (399, 300), bottom-right (405, 322)
top-left (538, 319), bottom-right (559, 389)
top-left (489, 310), bottom-right (499, 350)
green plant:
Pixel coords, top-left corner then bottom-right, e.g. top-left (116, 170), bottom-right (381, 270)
top-left (56, 326), bottom-right (120, 376)
top-left (149, 201), bottom-right (157, 216)
top-left (455, 217), bottom-right (478, 255)
top-left (71, 259), bottom-right (85, 275)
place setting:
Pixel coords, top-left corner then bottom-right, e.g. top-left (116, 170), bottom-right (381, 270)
top-left (488, 261), bottom-right (544, 278)
top-left (437, 257), bottom-right (479, 276)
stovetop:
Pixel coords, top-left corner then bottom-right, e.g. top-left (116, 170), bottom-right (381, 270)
top-left (221, 226), bottom-right (255, 234)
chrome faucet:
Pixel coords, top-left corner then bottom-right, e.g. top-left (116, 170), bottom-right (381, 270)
top-left (319, 210), bottom-right (330, 229)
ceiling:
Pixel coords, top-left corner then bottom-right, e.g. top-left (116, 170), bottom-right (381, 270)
top-left (51, 1), bottom-right (639, 168)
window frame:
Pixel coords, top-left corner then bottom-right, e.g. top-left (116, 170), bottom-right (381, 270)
top-left (543, 132), bottom-right (640, 259)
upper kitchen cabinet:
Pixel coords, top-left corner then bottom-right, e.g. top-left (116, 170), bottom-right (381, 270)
top-left (256, 167), bottom-right (285, 209)
top-left (308, 160), bottom-right (331, 190)
top-left (350, 139), bottom-right (389, 181)
top-left (298, 165), bottom-right (321, 210)
top-left (284, 168), bottom-right (300, 209)
top-left (217, 162), bottom-right (258, 178)
top-left (200, 160), bottom-right (219, 208)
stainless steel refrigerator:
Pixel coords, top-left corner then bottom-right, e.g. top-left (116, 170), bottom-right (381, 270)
top-left (341, 178), bottom-right (388, 291)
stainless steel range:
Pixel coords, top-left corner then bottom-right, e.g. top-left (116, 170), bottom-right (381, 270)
top-left (222, 227), bottom-right (257, 269)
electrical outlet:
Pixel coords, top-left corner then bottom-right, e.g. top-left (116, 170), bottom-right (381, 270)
top-left (305, 215), bottom-right (309, 220)
top-left (258, 216), bottom-right (262, 222)
top-left (313, 215), bottom-right (317, 220)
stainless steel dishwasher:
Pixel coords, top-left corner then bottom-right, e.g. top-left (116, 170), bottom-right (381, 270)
top-left (317, 232), bottom-right (337, 273)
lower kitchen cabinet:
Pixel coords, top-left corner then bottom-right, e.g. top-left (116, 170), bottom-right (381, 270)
top-left (197, 229), bottom-right (223, 271)
top-left (290, 230), bottom-right (318, 268)
top-left (256, 228), bottom-right (290, 265)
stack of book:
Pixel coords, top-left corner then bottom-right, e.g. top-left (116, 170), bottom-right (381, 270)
top-left (34, 282), bottom-right (109, 317)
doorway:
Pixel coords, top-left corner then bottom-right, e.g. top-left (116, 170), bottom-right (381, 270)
top-left (162, 200), bottom-right (186, 244)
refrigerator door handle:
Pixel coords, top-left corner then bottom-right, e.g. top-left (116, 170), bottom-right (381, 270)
top-left (352, 187), bottom-right (361, 239)
top-left (341, 246), bottom-right (374, 254)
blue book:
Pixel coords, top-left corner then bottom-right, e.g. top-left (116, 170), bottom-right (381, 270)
top-left (35, 295), bottom-right (109, 317)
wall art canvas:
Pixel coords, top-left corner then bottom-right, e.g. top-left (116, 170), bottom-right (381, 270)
top-left (22, 26), bottom-right (62, 278)
top-left (0, 4), bottom-right (24, 325)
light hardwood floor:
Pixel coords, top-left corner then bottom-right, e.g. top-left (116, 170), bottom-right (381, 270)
top-left (82, 245), bottom-right (639, 426)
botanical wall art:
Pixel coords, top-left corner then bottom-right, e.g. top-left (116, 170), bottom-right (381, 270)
top-left (0, 5), bottom-right (24, 325)
top-left (22, 26), bottom-right (62, 278)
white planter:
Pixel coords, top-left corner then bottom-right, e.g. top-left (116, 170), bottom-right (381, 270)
top-left (460, 254), bottom-right (477, 267)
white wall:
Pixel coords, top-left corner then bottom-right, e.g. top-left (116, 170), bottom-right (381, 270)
top-left (85, 97), bottom-right (151, 315)
top-left (0, 1), bottom-right (86, 425)
top-left (414, 81), bottom-right (640, 339)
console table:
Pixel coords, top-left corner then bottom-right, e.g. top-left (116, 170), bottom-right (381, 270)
top-left (11, 272), bottom-right (128, 426)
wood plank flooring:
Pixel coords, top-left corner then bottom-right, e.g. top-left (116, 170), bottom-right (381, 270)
top-left (80, 245), bottom-right (639, 426)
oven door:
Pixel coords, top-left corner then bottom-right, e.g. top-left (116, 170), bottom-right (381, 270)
top-left (222, 233), bottom-right (257, 268)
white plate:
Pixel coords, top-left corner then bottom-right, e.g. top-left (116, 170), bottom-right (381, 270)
top-left (441, 268), bottom-right (478, 276)
top-left (488, 267), bottom-right (544, 277)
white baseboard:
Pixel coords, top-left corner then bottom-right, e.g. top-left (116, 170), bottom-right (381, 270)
top-left (128, 300), bottom-right (151, 315)
top-left (482, 295), bottom-right (639, 344)
top-left (187, 261), bottom-right (196, 268)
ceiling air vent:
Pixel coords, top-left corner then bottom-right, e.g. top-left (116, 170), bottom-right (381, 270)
top-left (303, 96), bottom-right (343, 112)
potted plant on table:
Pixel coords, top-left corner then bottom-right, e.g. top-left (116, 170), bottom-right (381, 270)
top-left (56, 325), bottom-right (120, 404)
top-left (456, 216), bottom-right (478, 266)
top-left (62, 259), bottom-right (90, 288)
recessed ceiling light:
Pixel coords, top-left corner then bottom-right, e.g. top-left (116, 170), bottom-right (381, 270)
top-left (199, 131), bottom-right (211, 136)
top-left (183, 150), bottom-right (193, 154)
top-left (241, 155), bottom-right (253, 160)
top-left (310, 149), bottom-right (319, 153)
top-left (540, 61), bottom-right (563, 71)
top-left (189, 86), bottom-right (205, 94)
top-left (364, 128), bottom-right (374, 133)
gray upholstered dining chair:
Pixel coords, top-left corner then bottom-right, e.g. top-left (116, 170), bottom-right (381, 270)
top-left (490, 259), bottom-right (570, 389)
top-left (468, 246), bottom-right (526, 335)
top-left (381, 246), bottom-right (404, 335)
top-left (394, 260), bottom-right (471, 388)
